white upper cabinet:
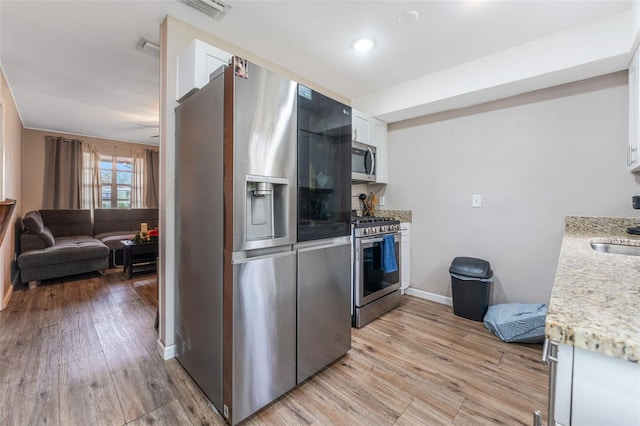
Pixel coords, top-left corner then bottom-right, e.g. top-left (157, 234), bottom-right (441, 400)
top-left (177, 39), bottom-right (232, 102)
top-left (352, 109), bottom-right (389, 184)
top-left (352, 110), bottom-right (371, 145)
top-left (628, 48), bottom-right (640, 172)
top-left (370, 117), bottom-right (388, 184)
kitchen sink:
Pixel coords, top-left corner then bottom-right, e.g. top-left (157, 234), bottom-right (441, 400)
top-left (589, 242), bottom-right (640, 256)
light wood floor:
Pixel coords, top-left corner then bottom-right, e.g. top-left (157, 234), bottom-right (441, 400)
top-left (0, 269), bottom-right (548, 425)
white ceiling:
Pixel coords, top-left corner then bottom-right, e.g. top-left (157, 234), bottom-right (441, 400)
top-left (0, 0), bottom-right (633, 145)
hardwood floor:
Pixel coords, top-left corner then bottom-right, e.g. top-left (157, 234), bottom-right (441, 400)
top-left (0, 269), bottom-right (548, 425)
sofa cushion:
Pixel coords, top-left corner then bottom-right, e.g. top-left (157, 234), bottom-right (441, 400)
top-left (95, 232), bottom-right (136, 251)
top-left (39, 227), bottom-right (56, 247)
top-left (20, 234), bottom-right (47, 252)
top-left (39, 209), bottom-right (93, 237)
top-left (93, 208), bottom-right (158, 236)
top-left (17, 236), bottom-right (109, 268)
top-left (23, 211), bottom-right (44, 234)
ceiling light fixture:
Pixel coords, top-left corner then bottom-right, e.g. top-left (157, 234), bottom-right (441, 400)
top-left (352, 37), bottom-right (376, 53)
top-left (181, 0), bottom-right (231, 20)
top-left (397, 10), bottom-right (420, 26)
top-left (136, 38), bottom-right (160, 53)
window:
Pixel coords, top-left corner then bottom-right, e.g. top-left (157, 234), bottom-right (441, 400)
top-left (100, 155), bottom-right (133, 208)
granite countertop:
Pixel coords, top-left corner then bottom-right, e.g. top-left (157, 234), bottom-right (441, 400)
top-left (546, 216), bottom-right (640, 363)
top-left (362, 209), bottom-right (412, 223)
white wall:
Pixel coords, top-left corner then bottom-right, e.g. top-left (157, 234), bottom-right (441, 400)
top-left (386, 71), bottom-right (640, 304)
top-left (21, 129), bottom-right (156, 214)
top-left (1, 68), bottom-right (23, 309)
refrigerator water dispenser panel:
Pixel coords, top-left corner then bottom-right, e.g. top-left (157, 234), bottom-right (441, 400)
top-left (246, 175), bottom-right (289, 242)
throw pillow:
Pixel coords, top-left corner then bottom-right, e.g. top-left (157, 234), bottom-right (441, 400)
top-left (23, 211), bottom-right (44, 234)
top-left (39, 227), bottom-right (56, 247)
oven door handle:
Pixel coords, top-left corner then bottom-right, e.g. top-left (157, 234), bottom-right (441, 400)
top-left (359, 233), bottom-right (400, 244)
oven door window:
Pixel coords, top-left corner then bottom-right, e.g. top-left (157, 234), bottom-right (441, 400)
top-left (360, 236), bottom-right (400, 305)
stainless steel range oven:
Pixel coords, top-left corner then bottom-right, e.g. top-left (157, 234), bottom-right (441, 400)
top-left (352, 216), bottom-right (401, 328)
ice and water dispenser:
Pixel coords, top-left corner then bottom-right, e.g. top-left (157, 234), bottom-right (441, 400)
top-left (245, 175), bottom-right (289, 241)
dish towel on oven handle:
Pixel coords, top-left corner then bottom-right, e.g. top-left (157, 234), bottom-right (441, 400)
top-left (381, 234), bottom-right (398, 273)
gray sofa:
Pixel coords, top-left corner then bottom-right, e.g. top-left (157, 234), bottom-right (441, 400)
top-left (17, 208), bottom-right (158, 286)
top-left (93, 208), bottom-right (159, 265)
top-left (18, 209), bottom-right (108, 286)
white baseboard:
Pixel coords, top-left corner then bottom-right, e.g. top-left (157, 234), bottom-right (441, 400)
top-left (405, 287), bottom-right (452, 306)
top-left (157, 339), bottom-right (176, 360)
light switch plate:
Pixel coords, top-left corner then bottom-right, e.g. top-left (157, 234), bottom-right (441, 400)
top-left (472, 194), bottom-right (482, 208)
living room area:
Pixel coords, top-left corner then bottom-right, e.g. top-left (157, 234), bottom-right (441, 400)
top-left (18, 127), bottom-right (160, 282)
top-left (0, 114), bottom-right (159, 292)
top-left (0, 71), bottom-right (175, 422)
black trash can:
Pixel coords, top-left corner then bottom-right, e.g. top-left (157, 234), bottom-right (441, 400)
top-left (449, 257), bottom-right (493, 321)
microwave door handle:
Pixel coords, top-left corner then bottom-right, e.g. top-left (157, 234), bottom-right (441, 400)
top-left (366, 147), bottom-right (375, 178)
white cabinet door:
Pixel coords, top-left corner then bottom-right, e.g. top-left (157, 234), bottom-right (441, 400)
top-left (352, 110), bottom-right (370, 144)
top-left (177, 39), bottom-right (232, 102)
top-left (371, 118), bottom-right (388, 183)
top-left (554, 342), bottom-right (573, 426)
top-left (550, 342), bottom-right (640, 426)
top-left (629, 48), bottom-right (640, 172)
top-left (352, 109), bottom-right (389, 183)
top-left (572, 346), bottom-right (640, 426)
top-left (400, 223), bottom-right (411, 292)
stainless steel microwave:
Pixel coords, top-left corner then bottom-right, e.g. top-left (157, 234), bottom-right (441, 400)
top-left (352, 141), bottom-right (376, 182)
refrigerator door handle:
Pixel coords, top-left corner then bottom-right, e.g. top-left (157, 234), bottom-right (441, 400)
top-left (297, 241), bottom-right (351, 253)
top-left (232, 250), bottom-right (295, 264)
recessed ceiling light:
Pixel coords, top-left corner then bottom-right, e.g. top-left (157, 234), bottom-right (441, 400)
top-left (397, 10), bottom-right (420, 26)
top-left (352, 37), bottom-right (376, 52)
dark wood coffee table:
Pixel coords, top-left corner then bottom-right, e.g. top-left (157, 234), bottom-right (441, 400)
top-left (121, 240), bottom-right (158, 279)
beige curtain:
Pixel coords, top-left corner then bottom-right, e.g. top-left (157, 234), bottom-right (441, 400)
top-left (131, 149), bottom-right (145, 208)
top-left (43, 136), bottom-right (82, 209)
top-left (144, 149), bottom-right (160, 208)
top-left (81, 143), bottom-right (101, 211)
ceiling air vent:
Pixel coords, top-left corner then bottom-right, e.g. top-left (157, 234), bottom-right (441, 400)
top-left (181, 0), bottom-right (231, 20)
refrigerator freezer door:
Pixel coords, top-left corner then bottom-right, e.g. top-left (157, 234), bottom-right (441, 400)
top-left (232, 250), bottom-right (297, 424)
top-left (296, 238), bottom-right (352, 383)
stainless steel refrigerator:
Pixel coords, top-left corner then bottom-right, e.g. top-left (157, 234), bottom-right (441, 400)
top-left (175, 59), bottom-right (298, 425)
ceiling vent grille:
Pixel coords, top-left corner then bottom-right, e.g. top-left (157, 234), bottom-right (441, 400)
top-left (181, 0), bottom-right (231, 20)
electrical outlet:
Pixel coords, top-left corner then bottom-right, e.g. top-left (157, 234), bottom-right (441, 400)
top-left (379, 196), bottom-right (385, 206)
top-left (472, 194), bottom-right (482, 208)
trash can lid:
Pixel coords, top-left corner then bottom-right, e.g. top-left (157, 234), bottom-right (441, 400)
top-left (449, 257), bottom-right (493, 279)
